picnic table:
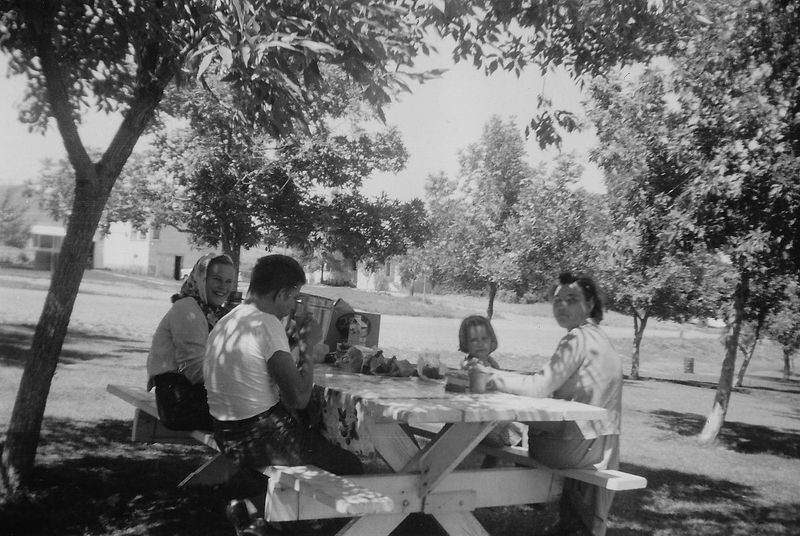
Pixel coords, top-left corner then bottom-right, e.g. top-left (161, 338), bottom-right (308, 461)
top-left (109, 364), bottom-right (646, 536)
top-left (264, 365), bottom-right (646, 536)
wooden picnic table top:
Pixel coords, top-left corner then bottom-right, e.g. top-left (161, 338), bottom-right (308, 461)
top-left (313, 365), bottom-right (606, 425)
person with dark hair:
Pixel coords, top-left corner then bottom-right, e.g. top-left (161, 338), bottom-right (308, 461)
top-left (204, 254), bottom-right (363, 536)
top-left (468, 271), bottom-right (622, 536)
top-left (146, 253), bottom-right (235, 431)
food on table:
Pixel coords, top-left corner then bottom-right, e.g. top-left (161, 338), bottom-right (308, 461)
top-left (444, 370), bottom-right (469, 392)
top-left (422, 365), bottom-right (442, 379)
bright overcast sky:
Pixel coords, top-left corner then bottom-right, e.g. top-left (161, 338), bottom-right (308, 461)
top-left (0, 50), bottom-right (605, 201)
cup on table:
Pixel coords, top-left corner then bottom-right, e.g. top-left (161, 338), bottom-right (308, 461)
top-left (417, 352), bottom-right (443, 380)
top-left (468, 367), bottom-right (491, 393)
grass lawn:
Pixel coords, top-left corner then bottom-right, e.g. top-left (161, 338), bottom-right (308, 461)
top-left (1, 267), bottom-right (798, 535)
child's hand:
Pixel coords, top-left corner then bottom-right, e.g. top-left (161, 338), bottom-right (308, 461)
top-left (470, 362), bottom-right (494, 375)
top-left (468, 363), bottom-right (497, 392)
top-left (461, 357), bottom-right (481, 370)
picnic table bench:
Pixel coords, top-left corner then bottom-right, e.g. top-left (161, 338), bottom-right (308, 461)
top-left (109, 367), bottom-right (647, 535)
top-left (410, 422), bottom-right (646, 492)
top-left (107, 384), bottom-right (395, 516)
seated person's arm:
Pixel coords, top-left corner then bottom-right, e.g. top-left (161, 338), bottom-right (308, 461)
top-left (485, 333), bottom-right (583, 397)
top-left (171, 303), bottom-right (209, 384)
top-left (268, 350), bottom-right (314, 409)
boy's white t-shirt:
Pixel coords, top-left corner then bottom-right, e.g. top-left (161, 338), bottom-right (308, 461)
top-left (203, 303), bottom-right (291, 421)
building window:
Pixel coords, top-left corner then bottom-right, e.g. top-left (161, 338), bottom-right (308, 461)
top-left (384, 261), bottom-right (391, 277)
top-left (152, 226), bottom-right (160, 240)
top-left (132, 229), bottom-right (147, 240)
top-left (38, 235), bottom-right (55, 249)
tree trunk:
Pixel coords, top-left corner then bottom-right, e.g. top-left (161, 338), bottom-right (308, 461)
top-left (220, 236), bottom-right (241, 291)
top-left (1, 6), bottom-right (170, 493)
top-left (486, 281), bottom-right (498, 320)
top-left (734, 340), bottom-right (756, 388)
top-left (734, 313), bottom-right (764, 388)
top-left (630, 310), bottom-right (649, 380)
top-left (230, 245), bottom-right (241, 292)
top-left (699, 272), bottom-right (749, 444)
top-left (783, 349), bottom-right (792, 380)
top-left (1, 180), bottom-right (107, 495)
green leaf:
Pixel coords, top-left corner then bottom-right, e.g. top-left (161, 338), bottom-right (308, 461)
top-left (197, 53), bottom-right (214, 80)
top-left (218, 46), bottom-right (233, 67)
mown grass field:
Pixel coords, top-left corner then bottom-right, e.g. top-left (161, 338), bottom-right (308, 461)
top-left (1, 267), bottom-right (798, 535)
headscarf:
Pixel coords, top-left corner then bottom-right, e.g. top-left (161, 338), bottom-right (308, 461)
top-left (172, 253), bottom-right (234, 330)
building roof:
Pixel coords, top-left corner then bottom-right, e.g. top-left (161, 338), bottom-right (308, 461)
top-left (30, 224), bottom-right (66, 236)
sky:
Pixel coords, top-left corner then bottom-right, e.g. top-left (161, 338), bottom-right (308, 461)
top-left (0, 51), bottom-right (605, 201)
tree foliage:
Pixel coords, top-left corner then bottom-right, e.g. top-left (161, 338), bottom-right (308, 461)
top-left (407, 119), bottom-right (596, 315)
top-left (145, 72), bottom-right (424, 274)
top-left (0, 190), bottom-right (29, 248)
top-left (441, 0), bottom-right (706, 147)
top-left (25, 151), bottom-right (160, 234)
top-left (764, 280), bottom-right (800, 381)
top-left (584, 0), bottom-right (800, 439)
top-left (670, 0), bottom-right (800, 443)
top-left (505, 155), bottom-right (601, 295)
top-left (587, 67), bottom-right (731, 378)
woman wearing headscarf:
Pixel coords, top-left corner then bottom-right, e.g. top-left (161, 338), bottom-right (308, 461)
top-left (146, 253), bottom-right (235, 431)
top-left (470, 271), bottom-right (622, 536)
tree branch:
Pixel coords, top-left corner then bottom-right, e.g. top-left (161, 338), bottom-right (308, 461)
top-left (23, 3), bottom-right (93, 179)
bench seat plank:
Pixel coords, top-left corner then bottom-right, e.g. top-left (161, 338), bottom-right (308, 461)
top-left (107, 384), bottom-right (218, 449)
top-left (265, 467), bottom-right (561, 521)
top-left (475, 443), bottom-right (647, 491)
top-left (263, 465), bottom-right (395, 515)
top-left (409, 425), bottom-right (647, 492)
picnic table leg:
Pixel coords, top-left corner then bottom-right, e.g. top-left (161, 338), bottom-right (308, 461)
top-left (363, 420), bottom-right (498, 536)
top-left (363, 421), bottom-right (420, 472)
top-left (178, 453), bottom-right (240, 487)
top-left (405, 422), bottom-right (496, 497)
top-left (433, 512), bottom-right (491, 536)
top-left (333, 513), bottom-right (406, 536)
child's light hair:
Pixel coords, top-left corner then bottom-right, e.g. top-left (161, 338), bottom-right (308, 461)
top-left (458, 315), bottom-right (498, 354)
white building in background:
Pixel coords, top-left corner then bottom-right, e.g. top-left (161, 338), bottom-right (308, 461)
top-left (25, 219), bottom-right (216, 279)
top-left (28, 224), bottom-right (66, 271)
top-left (92, 222), bottom-right (216, 279)
top-left (24, 212), bottom-right (408, 291)
top-left (356, 259), bottom-right (404, 293)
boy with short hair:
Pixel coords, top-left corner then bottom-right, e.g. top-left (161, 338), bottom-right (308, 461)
top-left (204, 254), bottom-right (362, 536)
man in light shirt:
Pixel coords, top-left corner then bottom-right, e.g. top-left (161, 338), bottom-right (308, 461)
top-left (204, 254), bottom-right (361, 536)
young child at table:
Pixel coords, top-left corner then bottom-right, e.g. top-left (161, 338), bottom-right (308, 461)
top-left (458, 315), bottom-right (527, 467)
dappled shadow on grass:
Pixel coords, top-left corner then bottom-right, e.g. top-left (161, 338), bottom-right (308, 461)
top-left (651, 409), bottom-right (800, 459)
top-left (3, 418), bottom-right (799, 536)
top-left (0, 323), bottom-right (143, 367)
top-left (609, 463), bottom-right (800, 535)
top-left (1, 417), bottom-right (244, 536)
top-left (0, 324), bottom-right (32, 367)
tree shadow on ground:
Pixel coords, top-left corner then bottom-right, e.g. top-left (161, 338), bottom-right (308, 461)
top-left (641, 375), bottom-right (800, 396)
top-left (608, 463), bottom-right (800, 535)
top-left (1, 417), bottom-right (253, 536)
top-left (651, 409), bottom-right (800, 458)
top-left (0, 323), bottom-right (145, 368)
top-left (2, 418), bottom-right (799, 536)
